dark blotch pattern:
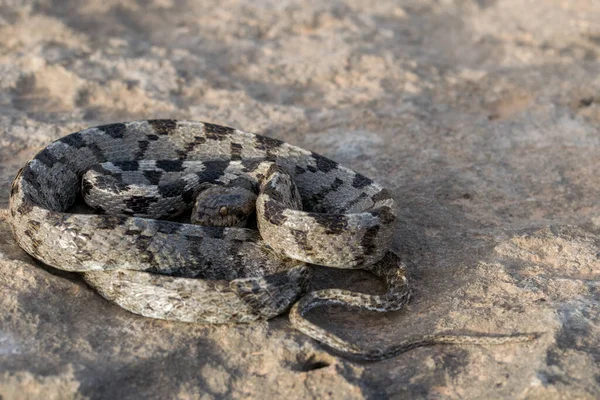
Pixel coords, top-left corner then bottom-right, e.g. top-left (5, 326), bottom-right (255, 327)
top-left (156, 160), bottom-right (185, 172)
top-left (291, 229), bottom-right (312, 252)
top-left (143, 170), bottom-right (163, 185)
top-left (36, 149), bottom-right (59, 167)
top-left (96, 215), bottom-right (127, 230)
top-left (230, 142), bottom-right (243, 161)
top-left (262, 199), bottom-right (288, 225)
top-left (124, 196), bottom-right (159, 215)
top-left (59, 132), bottom-right (86, 149)
top-left (311, 152), bottom-right (338, 173)
top-left (195, 160), bottom-right (230, 183)
top-left (204, 123), bottom-right (235, 140)
top-left (156, 221), bottom-right (183, 235)
top-left (255, 135), bottom-right (284, 151)
top-left (21, 167), bottom-right (42, 193)
top-left (92, 173), bottom-right (129, 194)
top-left (114, 160), bottom-right (139, 172)
top-left (184, 136), bottom-right (207, 154)
top-left (241, 159), bottom-right (263, 172)
top-left (360, 225), bottom-right (380, 256)
top-left (86, 143), bottom-right (106, 162)
top-left (16, 200), bottom-right (34, 216)
top-left (372, 188), bottom-right (392, 203)
top-left (352, 173), bottom-right (372, 189)
top-left (81, 178), bottom-right (94, 198)
top-left (97, 123), bottom-right (127, 139)
top-left (134, 235), bottom-right (156, 266)
top-left (370, 207), bottom-right (395, 225)
top-left (307, 178), bottom-right (344, 208)
top-left (158, 179), bottom-right (187, 198)
top-left (136, 140), bottom-right (150, 159)
top-left (310, 213), bottom-right (348, 235)
top-left (181, 187), bottom-right (197, 204)
top-left (148, 119), bottom-right (177, 136)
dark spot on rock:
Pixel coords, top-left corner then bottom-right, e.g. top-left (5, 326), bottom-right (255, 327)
top-left (204, 123), bottom-right (235, 140)
top-left (311, 152), bottom-right (338, 173)
top-left (97, 123), bottom-right (127, 139)
top-left (579, 97), bottom-right (594, 108)
top-left (147, 134), bottom-right (159, 141)
top-left (435, 349), bottom-right (469, 378)
top-left (143, 170), bottom-right (163, 185)
top-left (462, 193), bottom-right (472, 200)
top-left (156, 160), bottom-right (185, 172)
top-left (290, 353), bottom-right (332, 372)
top-left (148, 119), bottom-right (177, 135)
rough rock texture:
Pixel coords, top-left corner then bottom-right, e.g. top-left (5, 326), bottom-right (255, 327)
top-left (0, 0), bottom-right (599, 398)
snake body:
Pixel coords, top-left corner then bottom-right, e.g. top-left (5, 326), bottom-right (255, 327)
top-left (9, 120), bottom-right (537, 360)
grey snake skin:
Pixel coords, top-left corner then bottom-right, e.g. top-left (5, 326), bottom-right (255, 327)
top-left (9, 120), bottom-right (538, 360)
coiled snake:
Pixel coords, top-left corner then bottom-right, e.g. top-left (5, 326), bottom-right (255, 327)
top-left (9, 120), bottom-right (538, 361)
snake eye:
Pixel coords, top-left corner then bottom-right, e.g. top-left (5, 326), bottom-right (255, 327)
top-left (219, 206), bottom-right (228, 216)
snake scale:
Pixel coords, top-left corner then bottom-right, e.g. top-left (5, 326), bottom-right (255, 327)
top-left (9, 120), bottom-right (538, 361)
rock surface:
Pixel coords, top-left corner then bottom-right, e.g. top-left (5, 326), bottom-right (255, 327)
top-left (1, 0), bottom-right (599, 399)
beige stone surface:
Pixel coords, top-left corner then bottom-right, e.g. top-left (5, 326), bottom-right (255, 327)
top-left (1, 0), bottom-right (599, 398)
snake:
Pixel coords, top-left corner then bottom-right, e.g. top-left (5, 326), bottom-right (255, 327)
top-left (8, 120), bottom-right (539, 361)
